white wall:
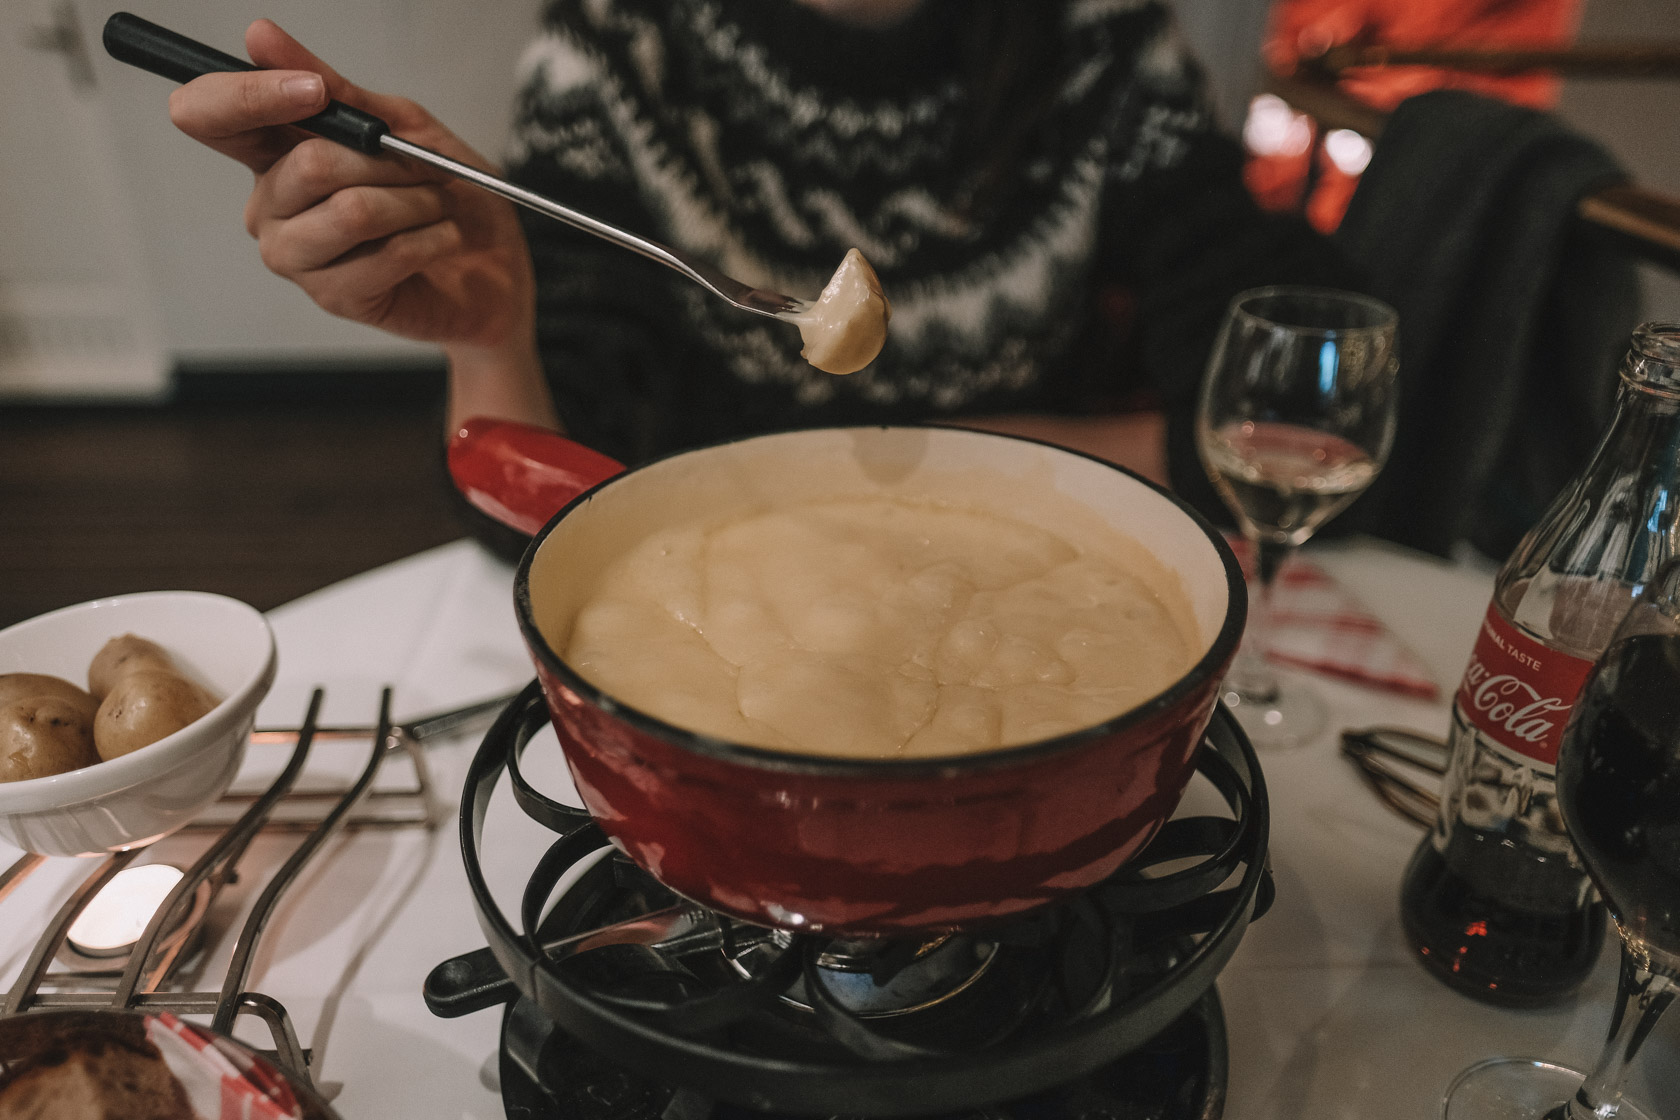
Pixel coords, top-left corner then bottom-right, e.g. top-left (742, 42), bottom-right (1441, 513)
top-left (92, 0), bottom-right (538, 365)
top-left (1173, 0), bottom-right (1275, 131)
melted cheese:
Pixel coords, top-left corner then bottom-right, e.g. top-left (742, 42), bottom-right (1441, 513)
top-left (564, 496), bottom-right (1195, 759)
top-left (794, 249), bottom-right (891, 374)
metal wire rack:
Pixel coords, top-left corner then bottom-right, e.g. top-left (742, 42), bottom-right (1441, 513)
top-left (0, 688), bottom-right (509, 1087)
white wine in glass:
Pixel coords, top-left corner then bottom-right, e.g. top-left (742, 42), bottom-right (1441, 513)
top-left (1196, 286), bottom-right (1399, 750)
top-left (1200, 421), bottom-right (1381, 548)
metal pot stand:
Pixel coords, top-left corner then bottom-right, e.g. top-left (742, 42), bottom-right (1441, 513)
top-left (435, 682), bottom-right (1272, 1119)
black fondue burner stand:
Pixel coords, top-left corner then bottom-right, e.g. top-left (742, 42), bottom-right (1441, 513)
top-left (428, 683), bottom-right (1271, 1120)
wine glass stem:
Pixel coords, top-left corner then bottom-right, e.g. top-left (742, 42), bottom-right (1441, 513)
top-left (1552, 946), bottom-right (1676, 1120)
top-left (1226, 536), bottom-right (1291, 703)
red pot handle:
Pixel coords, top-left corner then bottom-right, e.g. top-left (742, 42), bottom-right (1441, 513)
top-left (448, 417), bottom-right (627, 536)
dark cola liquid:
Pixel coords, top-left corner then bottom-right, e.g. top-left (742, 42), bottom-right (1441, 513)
top-left (1557, 632), bottom-right (1680, 967)
top-left (1400, 837), bottom-right (1605, 1007)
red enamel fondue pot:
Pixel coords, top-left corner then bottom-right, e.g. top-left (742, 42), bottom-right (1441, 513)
top-left (450, 419), bottom-right (1246, 936)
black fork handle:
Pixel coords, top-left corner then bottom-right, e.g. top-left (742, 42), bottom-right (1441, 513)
top-left (102, 11), bottom-right (390, 154)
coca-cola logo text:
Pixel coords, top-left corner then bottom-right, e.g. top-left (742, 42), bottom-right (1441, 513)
top-left (1454, 604), bottom-right (1597, 769)
top-left (1460, 658), bottom-right (1569, 744)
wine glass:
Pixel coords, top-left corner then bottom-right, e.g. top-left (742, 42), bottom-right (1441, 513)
top-left (1195, 285), bottom-right (1399, 750)
top-left (1440, 559), bottom-right (1680, 1120)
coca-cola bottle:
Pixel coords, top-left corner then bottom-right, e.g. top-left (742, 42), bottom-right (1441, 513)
top-left (1399, 322), bottom-right (1680, 1006)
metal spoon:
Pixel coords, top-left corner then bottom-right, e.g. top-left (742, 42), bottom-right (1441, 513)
top-left (102, 12), bottom-right (812, 323)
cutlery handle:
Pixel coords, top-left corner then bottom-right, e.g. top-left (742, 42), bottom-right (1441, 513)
top-left (422, 947), bottom-right (515, 1018)
top-left (102, 11), bottom-right (389, 154)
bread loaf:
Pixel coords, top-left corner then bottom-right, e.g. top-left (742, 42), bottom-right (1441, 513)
top-left (0, 1015), bottom-right (193, 1120)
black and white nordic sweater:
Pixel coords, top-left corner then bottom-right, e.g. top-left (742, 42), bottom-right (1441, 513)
top-left (504, 0), bottom-right (1356, 512)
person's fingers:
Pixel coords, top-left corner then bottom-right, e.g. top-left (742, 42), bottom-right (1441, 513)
top-left (168, 69), bottom-right (328, 171)
top-left (168, 20), bottom-right (399, 174)
top-left (243, 20), bottom-right (352, 97)
top-left (296, 222), bottom-right (466, 323)
top-left (247, 137), bottom-right (436, 231)
top-left (255, 183), bottom-right (452, 275)
top-left (245, 19), bottom-right (435, 139)
top-left (175, 18), bottom-right (493, 184)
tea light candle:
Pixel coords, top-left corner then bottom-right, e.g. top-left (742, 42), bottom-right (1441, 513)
top-left (67, 864), bottom-right (186, 956)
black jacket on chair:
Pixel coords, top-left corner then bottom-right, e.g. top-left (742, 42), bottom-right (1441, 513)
top-left (1335, 89), bottom-right (1642, 560)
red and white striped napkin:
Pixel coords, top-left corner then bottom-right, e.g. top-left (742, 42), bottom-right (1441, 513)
top-left (1227, 539), bottom-right (1440, 700)
top-left (146, 1012), bottom-right (303, 1120)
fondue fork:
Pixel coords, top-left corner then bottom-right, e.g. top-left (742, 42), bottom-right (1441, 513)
top-left (102, 13), bottom-right (815, 324)
top-left (1339, 726), bottom-right (1447, 827)
top-left (250, 690), bottom-right (518, 749)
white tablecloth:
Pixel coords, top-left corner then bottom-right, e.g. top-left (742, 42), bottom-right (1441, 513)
top-left (3, 535), bottom-right (1675, 1119)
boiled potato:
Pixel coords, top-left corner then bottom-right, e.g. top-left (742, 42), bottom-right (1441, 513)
top-left (87, 634), bottom-right (180, 701)
top-left (0, 673), bottom-right (98, 723)
top-left (93, 670), bottom-right (217, 761)
top-left (0, 696), bottom-right (100, 782)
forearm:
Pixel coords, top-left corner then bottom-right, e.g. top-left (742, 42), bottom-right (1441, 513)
top-left (443, 334), bottom-right (560, 435)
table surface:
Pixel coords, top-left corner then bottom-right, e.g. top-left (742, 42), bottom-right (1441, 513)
top-left (2, 535), bottom-right (1676, 1120)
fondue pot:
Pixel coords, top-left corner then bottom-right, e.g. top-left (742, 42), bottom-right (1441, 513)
top-left (449, 419), bottom-right (1246, 936)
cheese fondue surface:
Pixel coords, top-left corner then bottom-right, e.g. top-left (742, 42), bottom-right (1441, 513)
top-left (563, 495), bottom-right (1198, 759)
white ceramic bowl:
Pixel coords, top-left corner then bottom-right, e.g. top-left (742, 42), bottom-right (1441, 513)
top-left (0, 592), bottom-right (277, 856)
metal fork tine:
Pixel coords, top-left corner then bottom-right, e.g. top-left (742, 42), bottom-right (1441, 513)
top-left (1340, 727), bottom-right (1443, 827)
top-left (1342, 726), bottom-right (1449, 774)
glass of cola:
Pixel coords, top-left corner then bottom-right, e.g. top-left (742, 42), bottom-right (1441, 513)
top-left (1442, 558), bottom-right (1680, 1120)
top-left (1195, 286), bottom-right (1399, 750)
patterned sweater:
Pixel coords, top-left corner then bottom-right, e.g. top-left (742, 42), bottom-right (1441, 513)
top-left (504, 0), bottom-right (1356, 510)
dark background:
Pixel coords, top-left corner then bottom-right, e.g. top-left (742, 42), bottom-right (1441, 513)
top-left (0, 369), bottom-right (463, 629)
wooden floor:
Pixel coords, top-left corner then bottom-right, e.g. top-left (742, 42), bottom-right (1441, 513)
top-left (0, 382), bottom-right (465, 630)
